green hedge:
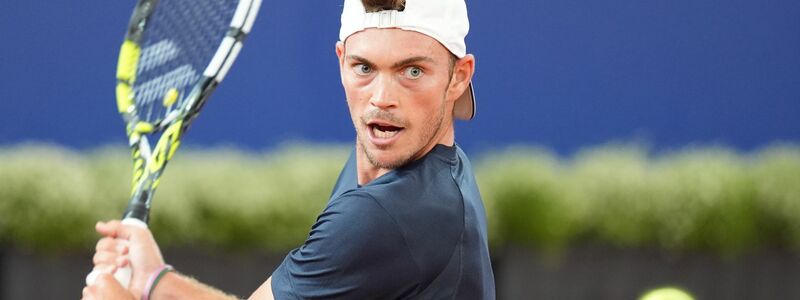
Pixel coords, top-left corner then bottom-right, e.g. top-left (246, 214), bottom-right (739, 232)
top-left (1, 143), bottom-right (798, 255)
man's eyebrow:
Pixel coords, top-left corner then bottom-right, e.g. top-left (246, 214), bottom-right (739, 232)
top-left (345, 55), bottom-right (435, 68)
top-left (346, 55), bottom-right (375, 67)
top-left (391, 56), bottom-right (435, 68)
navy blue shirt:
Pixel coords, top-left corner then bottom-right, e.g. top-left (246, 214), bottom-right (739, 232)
top-left (271, 144), bottom-right (495, 299)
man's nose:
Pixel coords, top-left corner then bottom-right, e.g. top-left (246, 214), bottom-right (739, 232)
top-left (369, 74), bottom-right (399, 109)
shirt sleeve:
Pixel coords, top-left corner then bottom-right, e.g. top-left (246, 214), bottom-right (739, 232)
top-left (271, 192), bottom-right (422, 299)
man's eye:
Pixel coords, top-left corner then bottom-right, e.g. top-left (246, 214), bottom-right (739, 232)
top-left (404, 66), bottom-right (424, 79)
top-left (354, 64), bottom-right (372, 75)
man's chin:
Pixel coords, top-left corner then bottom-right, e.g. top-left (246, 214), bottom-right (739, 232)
top-left (365, 148), bottom-right (410, 170)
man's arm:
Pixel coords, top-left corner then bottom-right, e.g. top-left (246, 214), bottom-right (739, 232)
top-left (82, 269), bottom-right (270, 300)
top-left (147, 272), bottom-right (249, 300)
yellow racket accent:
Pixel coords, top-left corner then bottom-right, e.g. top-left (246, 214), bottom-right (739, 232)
top-left (148, 120), bottom-right (183, 173)
top-left (116, 83), bottom-right (135, 113)
top-left (168, 140), bottom-right (181, 160)
top-left (131, 148), bottom-right (140, 159)
top-left (134, 122), bottom-right (155, 134)
top-left (131, 148), bottom-right (145, 195)
top-left (116, 40), bottom-right (140, 114)
top-left (163, 88), bottom-right (179, 107)
top-left (133, 160), bottom-right (144, 178)
top-left (117, 40), bottom-right (141, 82)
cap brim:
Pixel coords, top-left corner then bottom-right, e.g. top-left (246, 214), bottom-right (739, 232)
top-left (453, 82), bottom-right (475, 120)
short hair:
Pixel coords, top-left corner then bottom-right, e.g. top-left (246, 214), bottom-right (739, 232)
top-left (361, 0), bottom-right (406, 12)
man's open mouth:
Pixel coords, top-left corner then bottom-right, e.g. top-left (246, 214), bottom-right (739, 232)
top-left (368, 122), bottom-right (404, 139)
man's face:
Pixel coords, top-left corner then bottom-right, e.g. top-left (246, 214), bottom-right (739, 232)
top-left (337, 28), bottom-right (458, 169)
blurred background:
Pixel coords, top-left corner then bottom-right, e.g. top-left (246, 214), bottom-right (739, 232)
top-left (1, 0), bottom-right (799, 299)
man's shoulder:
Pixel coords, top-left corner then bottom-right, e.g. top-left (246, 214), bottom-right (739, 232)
top-left (339, 155), bottom-right (467, 282)
top-left (343, 145), bottom-right (468, 233)
top-left (325, 143), bottom-right (473, 248)
top-left (370, 146), bottom-right (465, 199)
top-left (358, 165), bottom-right (464, 221)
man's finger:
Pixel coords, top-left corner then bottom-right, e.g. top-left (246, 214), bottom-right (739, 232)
top-left (81, 285), bottom-right (92, 300)
top-left (95, 237), bottom-right (129, 253)
top-left (95, 237), bottom-right (116, 252)
top-left (95, 220), bottom-right (123, 238)
top-left (93, 264), bottom-right (117, 275)
top-left (116, 255), bottom-right (131, 268)
top-left (96, 220), bottom-right (141, 240)
top-left (93, 251), bottom-right (118, 266)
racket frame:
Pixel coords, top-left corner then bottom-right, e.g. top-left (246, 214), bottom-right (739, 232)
top-left (115, 0), bottom-right (262, 223)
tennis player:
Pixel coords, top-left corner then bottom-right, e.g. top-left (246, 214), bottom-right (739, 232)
top-left (83, 0), bottom-right (495, 299)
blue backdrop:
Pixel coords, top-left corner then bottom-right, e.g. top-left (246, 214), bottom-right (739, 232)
top-left (1, 0), bottom-right (798, 154)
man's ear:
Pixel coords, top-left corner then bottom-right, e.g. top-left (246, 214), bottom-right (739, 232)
top-left (448, 54), bottom-right (475, 102)
top-left (336, 41), bottom-right (345, 69)
top-left (336, 41), bottom-right (346, 86)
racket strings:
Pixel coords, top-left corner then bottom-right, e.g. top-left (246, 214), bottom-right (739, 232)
top-left (132, 0), bottom-right (239, 125)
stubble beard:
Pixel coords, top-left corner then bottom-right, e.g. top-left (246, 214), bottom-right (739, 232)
top-left (357, 99), bottom-right (446, 170)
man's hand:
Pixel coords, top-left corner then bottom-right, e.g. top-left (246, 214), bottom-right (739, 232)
top-left (82, 272), bottom-right (136, 300)
top-left (90, 220), bottom-right (166, 298)
top-left (89, 219), bottom-right (269, 300)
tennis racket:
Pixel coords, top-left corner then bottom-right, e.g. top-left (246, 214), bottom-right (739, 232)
top-left (86, 0), bottom-right (262, 287)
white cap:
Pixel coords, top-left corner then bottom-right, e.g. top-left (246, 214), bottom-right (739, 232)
top-left (339, 0), bottom-right (476, 120)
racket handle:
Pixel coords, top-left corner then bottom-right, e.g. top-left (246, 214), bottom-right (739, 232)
top-left (85, 218), bottom-right (148, 287)
top-left (122, 193), bottom-right (151, 224)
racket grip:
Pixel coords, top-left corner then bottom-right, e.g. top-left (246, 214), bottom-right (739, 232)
top-left (85, 218), bottom-right (148, 287)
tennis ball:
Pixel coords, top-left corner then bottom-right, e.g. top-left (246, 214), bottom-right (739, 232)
top-left (639, 287), bottom-right (695, 300)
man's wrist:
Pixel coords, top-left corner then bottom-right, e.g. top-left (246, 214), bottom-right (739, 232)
top-left (143, 264), bottom-right (174, 300)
